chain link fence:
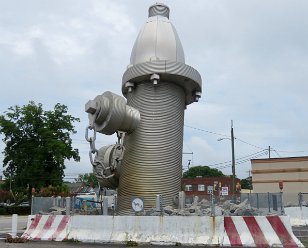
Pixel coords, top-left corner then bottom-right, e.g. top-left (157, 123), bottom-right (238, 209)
top-left (31, 192), bottom-right (308, 216)
top-left (298, 193), bottom-right (308, 207)
top-left (31, 196), bottom-right (73, 215)
top-left (240, 192), bottom-right (283, 214)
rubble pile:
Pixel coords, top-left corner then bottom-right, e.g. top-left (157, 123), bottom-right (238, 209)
top-left (39, 206), bottom-right (66, 215)
top-left (146, 198), bottom-right (272, 217)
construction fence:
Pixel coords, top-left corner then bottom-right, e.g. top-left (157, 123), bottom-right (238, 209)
top-left (31, 191), bottom-right (308, 216)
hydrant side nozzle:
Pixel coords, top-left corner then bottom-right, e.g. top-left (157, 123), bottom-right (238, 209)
top-left (85, 92), bottom-right (140, 135)
top-left (85, 100), bottom-right (97, 114)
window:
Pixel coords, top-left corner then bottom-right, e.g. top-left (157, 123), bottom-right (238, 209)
top-left (198, 184), bottom-right (205, 191)
top-left (185, 184), bottom-right (192, 191)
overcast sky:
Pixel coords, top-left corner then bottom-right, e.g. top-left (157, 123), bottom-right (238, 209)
top-left (1, 0), bottom-right (308, 180)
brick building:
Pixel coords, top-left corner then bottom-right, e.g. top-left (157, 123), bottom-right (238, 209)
top-left (182, 177), bottom-right (241, 200)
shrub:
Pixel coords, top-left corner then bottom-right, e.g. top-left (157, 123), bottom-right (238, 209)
top-left (6, 206), bottom-right (30, 215)
top-left (34, 184), bottom-right (71, 197)
top-left (0, 207), bottom-right (7, 215)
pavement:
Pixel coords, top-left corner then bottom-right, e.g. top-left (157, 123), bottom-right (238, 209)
top-left (0, 241), bottom-right (224, 248)
top-left (292, 225), bottom-right (308, 243)
top-left (0, 242), bottom-right (129, 248)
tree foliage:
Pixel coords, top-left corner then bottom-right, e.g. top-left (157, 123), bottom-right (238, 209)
top-left (75, 173), bottom-right (98, 187)
top-left (0, 101), bottom-right (80, 195)
top-left (0, 189), bottom-right (13, 203)
top-left (34, 184), bottom-right (70, 197)
top-left (240, 176), bottom-right (253, 189)
top-left (182, 165), bottom-right (225, 178)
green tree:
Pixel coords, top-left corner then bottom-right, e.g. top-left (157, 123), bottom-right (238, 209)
top-left (183, 165), bottom-right (225, 178)
top-left (240, 176), bottom-right (252, 190)
top-left (75, 173), bottom-right (98, 187)
top-left (0, 101), bottom-right (80, 199)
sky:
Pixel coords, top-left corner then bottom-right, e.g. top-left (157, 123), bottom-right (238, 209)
top-left (0, 0), bottom-right (308, 180)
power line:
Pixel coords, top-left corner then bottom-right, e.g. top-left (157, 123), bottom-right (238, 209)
top-left (235, 138), bottom-right (264, 149)
top-left (207, 149), bottom-right (267, 167)
top-left (212, 150), bottom-right (268, 170)
top-left (184, 125), bottom-right (230, 138)
top-left (184, 124), bottom-right (267, 150)
top-left (272, 149), bottom-right (281, 158)
top-left (185, 124), bottom-right (308, 156)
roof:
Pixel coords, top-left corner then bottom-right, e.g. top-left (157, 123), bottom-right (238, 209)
top-left (251, 156), bottom-right (308, 164)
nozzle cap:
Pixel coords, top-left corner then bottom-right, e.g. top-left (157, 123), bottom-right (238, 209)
top-left (149, 3), bottom-right (170, 19)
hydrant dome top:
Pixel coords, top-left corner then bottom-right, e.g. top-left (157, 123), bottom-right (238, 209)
top-left (130, 3), bottom-right (185, 65)
top-left (122, 3), bottom-right (202, 105)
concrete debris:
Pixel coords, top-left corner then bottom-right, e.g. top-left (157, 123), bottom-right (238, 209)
top-left (285, 202), bottom-right (298, 207)
top-left (144, 197), bottom-right (277, 217)
top-left (39, 206), bottom-right (66, 215)
top-left (301, 201), bottom-right (308, 207)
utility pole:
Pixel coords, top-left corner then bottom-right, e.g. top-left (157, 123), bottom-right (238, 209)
top-left (249, 170), bottom-right (252, 194)
top-left (268, 146), bottom-right (271, 158)
top-left (231, 120), bottom-right (236, 202)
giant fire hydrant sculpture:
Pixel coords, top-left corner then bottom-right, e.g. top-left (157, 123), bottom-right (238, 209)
top-left (85, 3), bottom-right (202, 214)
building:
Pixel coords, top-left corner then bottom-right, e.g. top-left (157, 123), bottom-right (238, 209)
top-left (182, 177), bottom-right (241, 202)
top-left (251, 156), bottom-right (308, 204)
top-left (0, 176), bottom-right (4, 186)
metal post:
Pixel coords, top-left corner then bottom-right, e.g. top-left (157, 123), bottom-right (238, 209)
top-left (256, 193), bottom-right (259, 209)
top-left (100, 201), bottom-right (103, 215)
top-left (114, 194), bottom-right (117, 215)
top-left (249, 170), bottom-right (252, 194)
top-left (72, 196), bottom-right (75, 214)
top-left (211, 193), bottom-right (215, 216)
top-left (268, 192), bottom-right (271, 213)
top-left (103, 197), bottom-right (108, 215)
top-left (159, 195), bottom-right (163, 213)
top-left (31, 195), bottom-right (34, 215)
top-left (57, 196), bottom-right (61, 207)
top-left (299, 192), bottom-right (302, 207)
top-left (82, 200), bottom-right (87, 213)
top-left (179, 191), bottom-right (185, 209)
top-left (280, 191), bottom-right (284, 215)
top-left (11, 214), bottom-right (17, 238)
top-left (231, 121), bottom-right (236, 202)
top-left (65, 197), bottom-right (71, 215)
top-left (156, 195), bottom-right (161, 211)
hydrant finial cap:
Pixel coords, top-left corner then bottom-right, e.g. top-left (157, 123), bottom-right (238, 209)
top-left (148, 3), bottom-right (170, 19)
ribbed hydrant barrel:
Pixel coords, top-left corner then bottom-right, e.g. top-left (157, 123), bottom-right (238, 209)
top-left (118, 82), bottom-right (186, 213)
top-left (118, 3), bottom-right (202, 214)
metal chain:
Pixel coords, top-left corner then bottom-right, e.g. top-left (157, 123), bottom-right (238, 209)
top-left (116, 131), bottom-right (125, 145)
top-left (86, 127), bottom-right (126, 178)
top-left (85, 125), bottom-right (98, 166)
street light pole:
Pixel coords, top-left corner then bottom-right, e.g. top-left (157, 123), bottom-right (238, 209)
top-left (217, 121), bottom-right (236, 202)
top-left (231, 120), bottom-right (236, 202)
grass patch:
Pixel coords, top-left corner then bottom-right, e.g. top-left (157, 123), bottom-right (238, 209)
top-left (5, 235), bottom-right (28, 243)
top-left (126, 240), bottom-right (138, 246)
top-left (63, 238), bottom-right (80, 243)
top-left (302, 239), bottom-right (308, 247)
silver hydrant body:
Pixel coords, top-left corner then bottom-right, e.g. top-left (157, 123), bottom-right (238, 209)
top-left (85, 3), bottom-right (202, 214)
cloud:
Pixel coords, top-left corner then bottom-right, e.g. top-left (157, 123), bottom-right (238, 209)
top-left (1, 0), bottom-right (308, 180)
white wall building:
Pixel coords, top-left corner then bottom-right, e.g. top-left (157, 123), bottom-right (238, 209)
top-left (251, 156), bottom-right (308, 204)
